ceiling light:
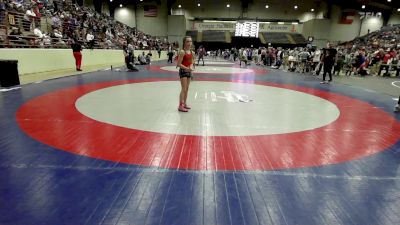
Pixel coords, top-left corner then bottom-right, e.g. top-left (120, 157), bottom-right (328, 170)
top-left (198, 3), bottom-right (200, 7)
top-left (362, 5), bottom-right (365, 9)
top-left (119, 4), bottom-right (122, 7)
top-left (294, 5), bottom-right (298, 9)
top-left (227, 4), bottom-right (230, 8)
top-left (110, 0), bottom-right (112, 2)
top-left (311, 8), bottom-right (314, 12)
top-left (388, 0), bottom-right (391, 2)
top-left (178, 4), bottom-right (181, 8)
top-left (265, 5), bottom-right (269, 8)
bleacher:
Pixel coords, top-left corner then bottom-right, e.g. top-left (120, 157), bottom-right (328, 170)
top-left (185, 30), bottom-right (198, 42)
top-left (290, 33), bottom-right (307, 44)
top-left (0, 0), bottom-right (166, 50)
top-left (262, 32), bottom-right (291, 44)
top-left (202, 30), bottom-right (226, 42)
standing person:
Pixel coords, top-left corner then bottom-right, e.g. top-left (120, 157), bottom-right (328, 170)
top-left (157, 44), bottom-right (162, 58)
top-left (177, 36), bottom-right (195, 112)
top-left (312, 48), bottom-right (321, 74)
top-left (320, 43), bottom-right (337, 84)
top-left (333, 50), bottom-right (345, 75)
top-left (71, 38), bottom-right (82, 71)
top-left (167, 44), bottom-right (174, 63)
top-left (197, 45), bottom-right (205, 66)
top-left (86, 30), bottom-right (95, 50)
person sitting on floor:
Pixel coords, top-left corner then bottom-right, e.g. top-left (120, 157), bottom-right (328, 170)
top-left (125, 52), bottom-right (138, 71)
top-left (138, 52), bottom-right (147, 65)
top-left (146, 51), bottom-right (152, 65)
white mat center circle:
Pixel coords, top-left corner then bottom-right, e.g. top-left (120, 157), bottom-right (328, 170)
top-left (76, 81), bottom-right (340, 136)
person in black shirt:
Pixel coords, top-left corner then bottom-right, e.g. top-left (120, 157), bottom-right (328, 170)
top-left (71, 38), bottom-right (82, 71)
top-left (167, 44), bottom-right (174, 63)
top-left (320, 43), bottom-right (337, 84)
top-left (156, 44), bottom-right (162, 58)
top-left (125, 52), bottom-right (138, 71)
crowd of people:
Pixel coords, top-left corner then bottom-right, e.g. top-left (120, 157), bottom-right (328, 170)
top-left (209, 41), bottom-right (399, 80)
top-left (0, 0), bottom-right (169, 50)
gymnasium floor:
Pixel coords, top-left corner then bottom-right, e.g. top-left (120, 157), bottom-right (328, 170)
top-left (1, 58), bottom-right (400, 225)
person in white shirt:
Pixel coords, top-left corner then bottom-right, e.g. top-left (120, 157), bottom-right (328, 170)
top-left (24, 8), bottom-right (36, 31)
top-left (86, 31), bottom-right (95, 49)
top-left (53, 28), bottom-right (63, 38)
top-left (33, 27), bottom-right (43, 39)
top-left (312, 49), bottom-right (321, 71)
top-left (252, 48), bottom-right (258, 64)
top-left (239, 48), bottom-right (248, 67)
top-left (52, 28), bottom-right (65, 46)
top-left (24, 8), bottom-right (36, 21)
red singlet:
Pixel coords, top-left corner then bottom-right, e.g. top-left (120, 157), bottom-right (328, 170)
top-left (182, 51), bottom-right (193, 68)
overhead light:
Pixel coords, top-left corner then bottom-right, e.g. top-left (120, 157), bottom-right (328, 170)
top-left (140, 0), bottom-right (143, 1)
top-left (178, 4), bottom-right (181, 8)
top-left (311, 8), bottom-right (314, 12)
top-left (292, 22), bottom-right (298, 24)
top-left (398, 8), bottom-right (400, 12)
top-left (227, 4), bottom-right (230, 8)
top-left (362, 5), bottom-right (365, 9)
top-left (110, 0), bottom-right (112, 2)
top-left (278, 22), bottom-right (284, 24)
top-left (388, 0), bottom-right (391, 2)
top-left (119, 4), bottom-right (122, 7)
top-left (294, 5), bottom-right (298, 9)
top-left (265, 22), bottom-right (271, 24)
top-left (265, 5), bottom-right (269, 8)
top-left (198, 3), bottom-right (200, 7)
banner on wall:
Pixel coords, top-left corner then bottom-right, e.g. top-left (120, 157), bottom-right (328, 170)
top-left (191, 22), bottom-right (302, 33)
top-left (358, 12), bottom-right (382, 20)
top-left (339, 11), bottom-right (382, 24)
top-left (191, 22), bottom-right (236, 31)
top-left (340, 11), bottom-right (356, 24)
top-left (144, 5), bottom-right (157, 17)
top-left (259, 24), bottom-right (300, 33)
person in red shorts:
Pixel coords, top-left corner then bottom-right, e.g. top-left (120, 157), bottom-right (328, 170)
top-left (177, 36), bottom-right (195, 112)
top-left (71, 38), bottom-right (82, 71)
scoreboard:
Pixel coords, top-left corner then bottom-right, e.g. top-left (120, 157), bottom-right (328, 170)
top-left (235, 22), bottom-right (259, 37)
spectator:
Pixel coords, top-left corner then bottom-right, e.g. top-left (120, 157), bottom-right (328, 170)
top-left (0, 0), bottom-right (5, 22)
top-left (33, 26), bottom-right (44, 39)
top-left (138, 52), bottom-right (147, 65)
top-left (8, 27), bottom-right (26, 46)
top-left (125, 51), bottom-right (138, 71)
top-left (24, 6), bottom-right (37, 31)
top-left (51, 12), bottom-right (61, 28)
top-left (86, 30), bottom-right (94, 49)
top-left (146, 50), bottom-right (152, 64)
top-left (379, 50), bottom-right (392, 76)
top-left (156, 44), bottom-right (161, 58)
